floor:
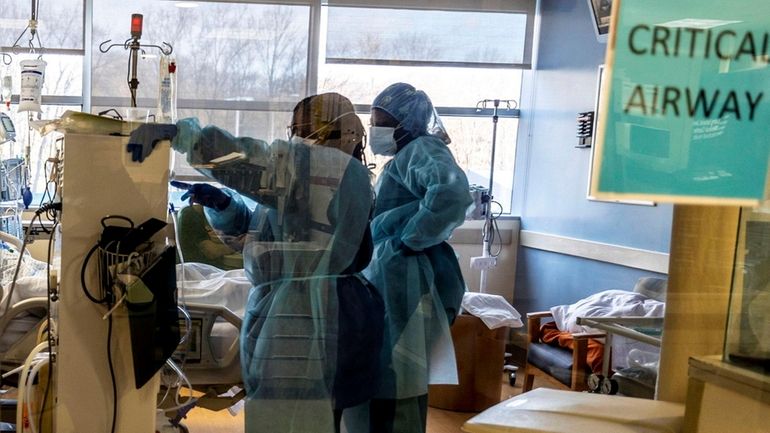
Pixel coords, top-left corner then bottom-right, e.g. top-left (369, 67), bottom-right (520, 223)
top-left (179, 373), bottom-right (556, 433)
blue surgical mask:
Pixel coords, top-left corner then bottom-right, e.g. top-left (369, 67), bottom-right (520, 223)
top-left (369, 126), bottom-right (397, 156)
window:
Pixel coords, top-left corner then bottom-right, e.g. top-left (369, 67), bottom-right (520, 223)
top-left (92, 1), bottom-right (311, 179)
top-left (1, 0), bottom-right (84, 199)
top-left (92, 1), bottom-right (310, 104)
top-left (325, 7), bottom-right (529, 67)
top-left (319, 2), bottom-right (532, 212)
top-left (2, 0), bottom-right (535, 214)
top-left (0, 0), bottom-right (83, 50)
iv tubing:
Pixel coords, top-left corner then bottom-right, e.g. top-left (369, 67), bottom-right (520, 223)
top-left (162, 358), bottom-right (194, 412)
top-left (16, 341), bottom-right (49, 431)
top-left (169, 209), bottom-right (191, 345)
top-left (25, 355), bottom-right (50, 433)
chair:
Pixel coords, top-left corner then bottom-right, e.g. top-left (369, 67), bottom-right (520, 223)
top-left (522, 311), bottom-right (604, 392)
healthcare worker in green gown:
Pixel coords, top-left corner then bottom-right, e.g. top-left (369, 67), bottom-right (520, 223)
top-left (128, 93), bottom-right (384, 433)
top-left (354, 82), bottom-right (473, 433)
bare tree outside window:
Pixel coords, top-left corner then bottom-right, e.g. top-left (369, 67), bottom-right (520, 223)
top-left (2, 1), bottom-right (525, 212)
top-left (1, 0), bottom-right (82, 195)
top-left (92, 2), bottom-right (308, 142)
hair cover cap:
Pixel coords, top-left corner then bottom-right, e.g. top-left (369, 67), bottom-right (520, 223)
top-left (291, 92), bottom-right (365, 155)
top-left (371, 82), bottom-right (450, 144)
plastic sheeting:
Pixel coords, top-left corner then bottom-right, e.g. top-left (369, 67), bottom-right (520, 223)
top-left (461, 292), bottom-right (523, 329)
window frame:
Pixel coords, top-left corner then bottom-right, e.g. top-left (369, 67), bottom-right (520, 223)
top-left (321, 1), bottom-right (531, 213)
top-left (3, 0), bottom-right (535, 212)
top-left (323, 0), bottom-right (536, 69)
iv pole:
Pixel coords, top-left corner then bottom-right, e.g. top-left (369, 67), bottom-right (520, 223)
top-left (7, 0), bottom-right (46, 212)
top-left (476, 98), bottom-right (516, 293)
top-left (99, 14), bottom-right (173, 108)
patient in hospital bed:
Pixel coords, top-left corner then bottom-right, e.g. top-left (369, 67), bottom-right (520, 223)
top-left (538, 277), bottom-right (666, 393)
top-left (0, 239), bottom-right (50, 374)
top-left (175, 261), bottom-right (251, 316)
top-left (0, 241), bottom-right (48, 315)
top-left (176, 204), bottom-right (243, 271)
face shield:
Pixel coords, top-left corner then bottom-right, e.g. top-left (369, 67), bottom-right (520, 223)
top-left (371, 82), bottom-right (451, 144)
top-left (290, 93), bottom-right (366, 157)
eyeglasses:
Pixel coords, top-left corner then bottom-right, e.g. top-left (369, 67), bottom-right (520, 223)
top-left (286, 122), bottom-right (319, 139)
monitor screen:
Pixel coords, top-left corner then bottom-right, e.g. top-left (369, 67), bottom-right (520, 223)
top-left (0, 114), bottom-right (14, 133)
top-left (587, 0), bottom-right (612, 42)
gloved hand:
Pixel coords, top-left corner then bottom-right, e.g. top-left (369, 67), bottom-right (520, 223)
top-left (181, 183), bottom-right (231, 210)
top-left (127, 123), bottom-right (178, 162)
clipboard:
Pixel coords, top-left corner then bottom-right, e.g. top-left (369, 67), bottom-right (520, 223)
top-left (190, 151), bottom-right (247, 169)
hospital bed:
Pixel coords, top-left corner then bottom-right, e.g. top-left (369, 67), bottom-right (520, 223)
top-left (523, 277), bottom-right (666, 397)
top-left (0, 233), bottom-right (51, 428)
top-left (0, 232), bottom-right (50, 374)
top-left (161, 263), bottom-right (252, 418)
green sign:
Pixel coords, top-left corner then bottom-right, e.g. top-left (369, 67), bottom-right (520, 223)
top-left (592, 0), bottom-right (770, 205)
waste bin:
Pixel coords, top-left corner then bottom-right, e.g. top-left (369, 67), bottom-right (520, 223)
top-left (428, 313), bottom-right (508, 412)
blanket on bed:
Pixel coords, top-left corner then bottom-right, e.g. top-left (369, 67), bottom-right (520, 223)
top-left (543, 289), bottom-right (664, 371)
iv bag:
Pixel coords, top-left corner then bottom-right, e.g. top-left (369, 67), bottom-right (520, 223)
top-left (19, 59), bottom-right (46, 113)
top-left (157, 56), bottom-right (177, 123)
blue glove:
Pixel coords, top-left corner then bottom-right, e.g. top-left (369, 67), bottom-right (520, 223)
top-left (127, 123), bottom-right (178, 162)
top-left (180, 183), bottom-right (231, 210)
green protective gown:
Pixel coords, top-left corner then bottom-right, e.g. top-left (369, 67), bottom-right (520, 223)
top-left (363, 134), bottom-right (473, 401)
top-left (173, 118), bottom-right (384, 433)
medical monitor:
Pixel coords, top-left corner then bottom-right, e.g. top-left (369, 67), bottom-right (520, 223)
top-left (0, 112), bottom-right (15, 142)
top-left (587, 0), bottom-right (612, 43)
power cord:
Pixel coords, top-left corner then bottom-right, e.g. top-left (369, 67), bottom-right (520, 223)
top-left (37, 220), bottom-right (59, 431)
top-left (107, 313), bottom-right (117, 433)
top-left (79, 214), bottom-right (132, 433)
top-left (35, 202), bottom-right (61, 216)
top-left (482, 200), bottom-right (504, 257)
top-left (80, 244), bottom-right (110, 304)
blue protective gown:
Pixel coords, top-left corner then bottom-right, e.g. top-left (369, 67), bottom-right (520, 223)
top-left (364, 134), bottom-right (473, 400)
top-left (173, 119), bottom-right (384, 432)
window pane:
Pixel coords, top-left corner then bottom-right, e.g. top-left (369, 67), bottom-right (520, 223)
top-left (92, 2), bottom-right (309, 105)
top-left (3, 54), bottom-right (83, 97)
top-left (172, 109), bottom-right (292, 179)
top-left (358, 114), bottom-right (517, 214)
top-left (170, 107), bottom-right (293, 146)
top-left (92, 105), bottom-right (293, 180)
top-left (0, 0), bottom-right (84, 50)
top-left (319, 62), bottom-right (520, 214)
top-left (326, 7), bottom-right (527, 65)
top-left (170, 108), bottom-right (292, 181)
top-left (444, 117), bottom-right (518, 214)
top-left (319, 63), bottom-right (521, 107)
top-left (3, 105), bottom-right (79, 195)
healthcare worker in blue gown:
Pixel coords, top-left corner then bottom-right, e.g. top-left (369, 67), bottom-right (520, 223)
top-left (128, 92), bottom-right (384, 433)
top-left (347, 82), bottom-right (473, 433)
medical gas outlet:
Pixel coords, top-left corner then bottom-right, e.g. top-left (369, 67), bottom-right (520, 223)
top-left (471, 256), bottom-right (497, 270)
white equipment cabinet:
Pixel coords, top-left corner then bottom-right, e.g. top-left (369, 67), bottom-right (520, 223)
top-left (55, 133), bottom-right (170, 433)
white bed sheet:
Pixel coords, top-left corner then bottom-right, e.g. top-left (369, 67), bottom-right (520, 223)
top-left (176, 262), bottom-right (251, 317)
top-left (549, 289), bottom-right (664, 370)
top-left (0, 249), bottom-right (48, 315)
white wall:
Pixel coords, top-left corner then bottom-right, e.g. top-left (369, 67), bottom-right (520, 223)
top-left (450, 219), bottom-right (520, 303)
